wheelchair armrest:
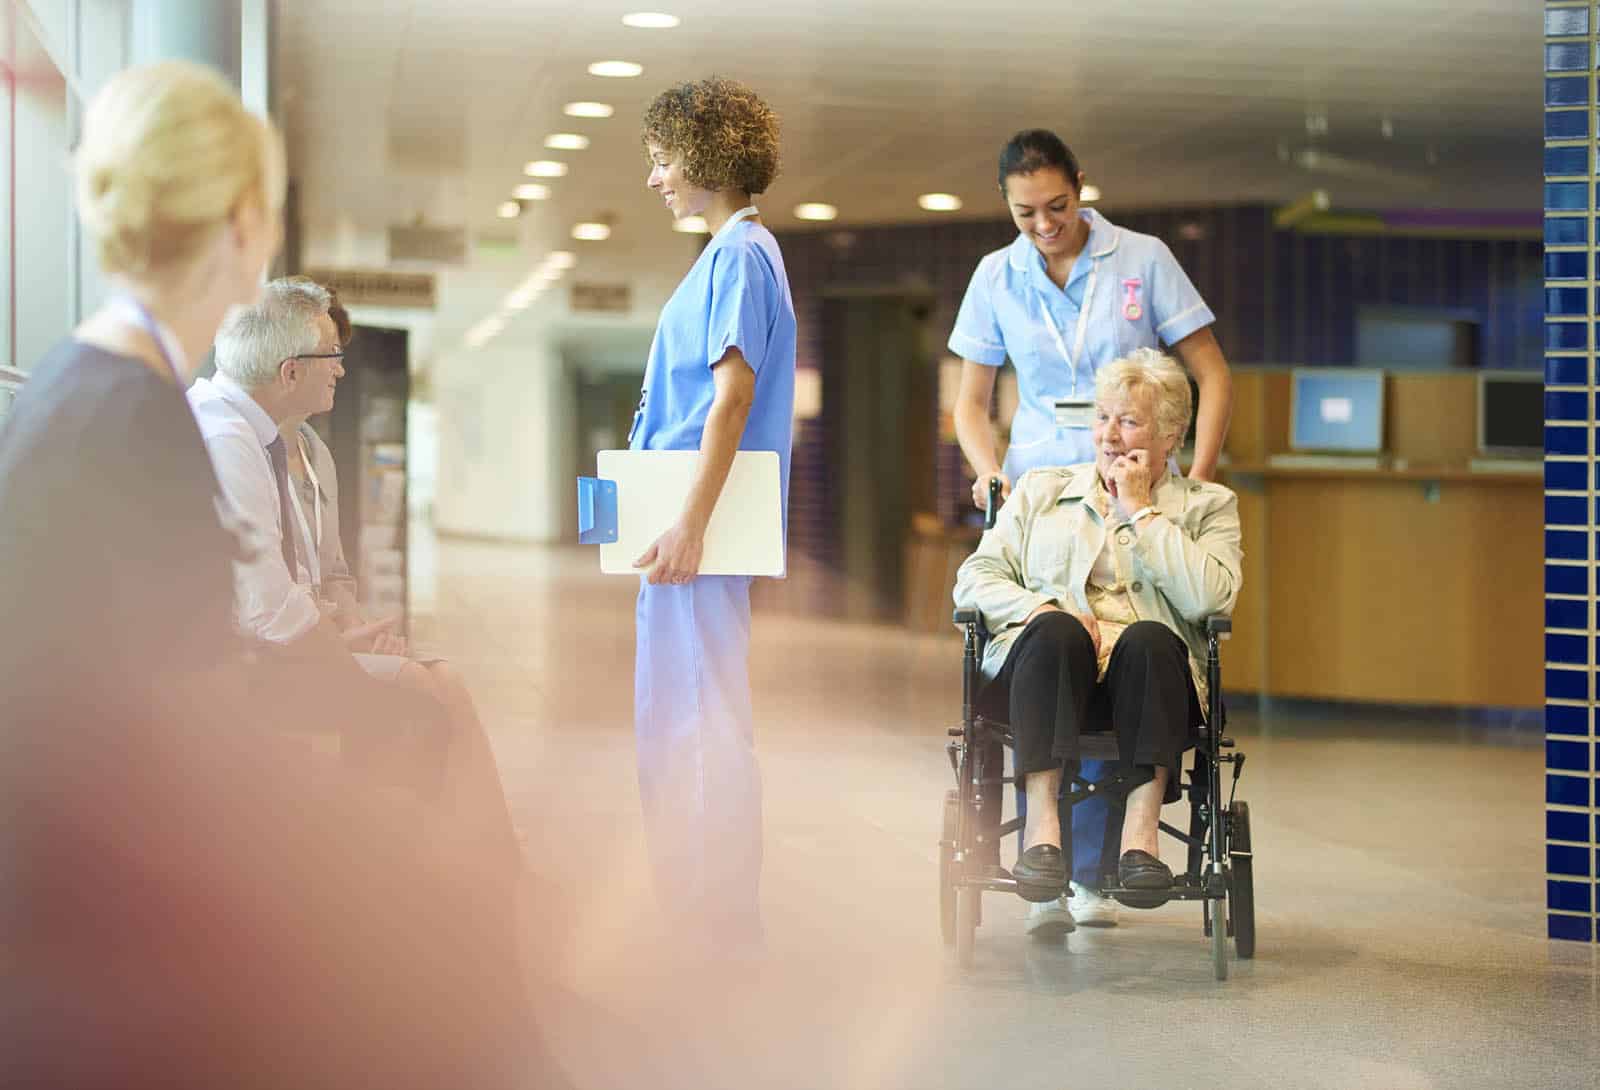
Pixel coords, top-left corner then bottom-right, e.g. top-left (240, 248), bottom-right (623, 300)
top-left (1205, 615), bottom-right (1232, 636)
top-left (952, 608), bottom-right (982, 627)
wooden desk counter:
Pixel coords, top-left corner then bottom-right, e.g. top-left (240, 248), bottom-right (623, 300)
top-left (1220, 462), bottom-right (1542, 708)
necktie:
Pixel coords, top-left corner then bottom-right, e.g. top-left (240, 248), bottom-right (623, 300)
top-left (265, 436), bottom-right (299, 576)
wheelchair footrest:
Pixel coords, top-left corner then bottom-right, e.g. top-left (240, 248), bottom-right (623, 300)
top-left (1097, 878), bottom-right (1219, 905)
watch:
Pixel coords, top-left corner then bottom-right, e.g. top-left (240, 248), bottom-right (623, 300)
top-left (1126, 506), bottom-right (1157, 527)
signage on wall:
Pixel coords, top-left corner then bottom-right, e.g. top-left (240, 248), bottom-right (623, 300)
top-left (571, 282), bottom-right (632, 314)
top-left (303, 268), bottom-right (437, 309)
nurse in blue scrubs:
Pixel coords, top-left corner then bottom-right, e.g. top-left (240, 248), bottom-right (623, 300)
top-left (949, 128), bottom-right (1233, 936)
top-left (631, 78), bottom-right (796, 948)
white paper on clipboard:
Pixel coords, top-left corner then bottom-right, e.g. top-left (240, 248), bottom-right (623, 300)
top-left (595, 449), bottom-right (785, 577)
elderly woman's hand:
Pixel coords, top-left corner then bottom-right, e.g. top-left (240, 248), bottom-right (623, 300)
top-left (1026, 602), bottom-right (1102, 656)
top-left (1107, 448), bottom-right (1156, 510)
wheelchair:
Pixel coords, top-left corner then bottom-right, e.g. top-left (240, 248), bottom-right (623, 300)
top-left (938, 489), bottom-right (1255, 981)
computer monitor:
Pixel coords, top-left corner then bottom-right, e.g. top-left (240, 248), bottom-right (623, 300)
top-left (1289, 368), bottom-right (1385, 453)
top-left (1477, 371), bottom-right (1543, 458)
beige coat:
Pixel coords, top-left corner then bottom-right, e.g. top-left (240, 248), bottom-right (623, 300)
top-left (952, 463), bottom-right (1242, 699)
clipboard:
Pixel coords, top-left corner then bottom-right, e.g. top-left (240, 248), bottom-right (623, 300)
top-left (577, 449), bottom-right (785, 577)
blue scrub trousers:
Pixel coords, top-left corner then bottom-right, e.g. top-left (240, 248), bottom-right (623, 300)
top-left (635, 575), bottom-right (763, 945)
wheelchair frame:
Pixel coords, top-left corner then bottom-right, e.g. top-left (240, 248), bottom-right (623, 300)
top-left (939, 607), bottom-right (1255, 981)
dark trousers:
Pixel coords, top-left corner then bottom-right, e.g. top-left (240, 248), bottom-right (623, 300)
top-left (980, 613), bottom-right (1198, 877)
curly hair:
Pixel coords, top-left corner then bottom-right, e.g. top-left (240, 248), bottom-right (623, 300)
top-left (641, 77), bottom-right (780, 195)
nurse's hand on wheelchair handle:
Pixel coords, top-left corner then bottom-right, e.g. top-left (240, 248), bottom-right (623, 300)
top-left (635, 520), bottom-right (705, 585)
top-left (972, 471), bottom-right (1010, 512)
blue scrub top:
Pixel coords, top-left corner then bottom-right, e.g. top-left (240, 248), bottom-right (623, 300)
top-left (948, 208), bottom-right (1214, 480)
top-left (631, 215), bottom-right (798, 522)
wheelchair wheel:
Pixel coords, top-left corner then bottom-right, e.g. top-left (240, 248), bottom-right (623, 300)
top-left (955, 884), bottom-right (980, 969)
top-left (939, 790), bottom-right (959, 946)
top-left (1207, 893), bottom-right (1229, 981)
top-left (1229, 801), bottom-right (1256, 960)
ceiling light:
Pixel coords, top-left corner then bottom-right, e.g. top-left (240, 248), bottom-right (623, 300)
top-left (917, 193), bottom-right (962, 212)
top-left (564, 101), bottom-right (615, 118)
top-left (622, 12), bottom-right (680, 28)
top-left (505, 288), bottom-right (541, 310)
top-left (1079, 184), bottom-right (1101, 202)
top-left (673, 215), bottom-right (709, 234)
top-left (497, 201), bottom-right (521, 219)
top-left (546, 250), bottom-right (578, 269)
top-left (513, 183), bottom-right (550, 201)
top-left (588, 60), bottom-right (643, 78)
top-left (572, 222), bottom-right (612, 241)
top-left (525, 160), bottom-right (568, 178)
top-left (545, 133), bottom-right (591, 151)
top-left (794, 202), bottom-right (838, 222)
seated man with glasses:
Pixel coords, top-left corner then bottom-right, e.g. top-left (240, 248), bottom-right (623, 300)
top-left (188, 278), bottom-right (519, 887)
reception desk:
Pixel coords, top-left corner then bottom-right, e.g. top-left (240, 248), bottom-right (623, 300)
top-left (905, 368), bottom-right (1542, 710)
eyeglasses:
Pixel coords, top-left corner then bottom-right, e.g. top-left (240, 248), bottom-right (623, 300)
top-left (294, 350), bottom-right (345, 361)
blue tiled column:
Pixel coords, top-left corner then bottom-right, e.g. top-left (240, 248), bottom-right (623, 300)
top-left (1545, 1), bottom-right (1598, 944)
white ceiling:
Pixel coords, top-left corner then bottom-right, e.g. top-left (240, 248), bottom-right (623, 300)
top-left (275, 0), bottom-right (1543, 358)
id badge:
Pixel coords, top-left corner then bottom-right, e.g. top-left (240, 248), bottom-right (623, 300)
top-left (1053, 398), bottom-right (1094, 430)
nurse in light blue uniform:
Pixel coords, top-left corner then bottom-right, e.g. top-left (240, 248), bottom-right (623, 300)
top-left (949, 129), bottom-right (1234, 934)
top-left (631, 78), bottom-right (795, 947)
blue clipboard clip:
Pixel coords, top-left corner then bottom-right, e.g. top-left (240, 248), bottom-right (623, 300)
top-left (576, 477), bottom-right (619, 544)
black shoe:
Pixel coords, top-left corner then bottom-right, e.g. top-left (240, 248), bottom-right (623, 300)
top-left (1013, 844), bottom-right (1066, 903)
top-left (1117, 849), bottom-right (1174, 890)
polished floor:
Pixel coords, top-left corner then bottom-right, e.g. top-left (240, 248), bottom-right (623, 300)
top-left (414, 534), bottom-right (1598, 1090)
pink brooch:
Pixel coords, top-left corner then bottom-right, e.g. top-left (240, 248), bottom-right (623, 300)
top-left (1122, 277), bottom-right (1143, 321)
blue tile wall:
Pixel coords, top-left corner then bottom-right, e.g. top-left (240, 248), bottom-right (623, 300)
top-left (1547, 145), bottom-right (1590, 174)
top-left (1547, 6), bottom-right (1589, 36)
top-left (1548, 773), bottom-right (1589, 807)
top-left (1547, 109), bottom-right (1590, 139)
top-left (1547, 597), bottom-right (1589, 629)
top-left (1549, 880), bottom-right (1593, 913)
top-left (1547, 76), bottom-right (1591, 106)
top-left (1549, 844), bottom-right (1592, 876)
top-left (1546, 563), bottom-right (1588, 595)
top-left (1546, 182), bottom-right (1590, 211)
top-left (1548, 495), bottom-right (1590, 525)
top-left (1547, 460), bottom-right (1589, 490)
top-left (1548, 738), bottom-right (1592, 771)
top-left (1545, 529), bottom-right (1588, 559)
top-left (1549, 914), bottom-right (1594, 942)
top-left (1548, 216), bottom-right (1589, 245)
top-left (1548, 356), bottom-right (1589, 385)
top-left (1549, 287), bottom-right (1590, 315)
top-left (1547, 702), bottom-right (1590, 733)
top-left (1547, 42), bottom-right (1592, 71)
top-left (1549, 389), bottom-right (1590, 418)
top-left (1547, 250), bottom-right (1589, 279)
top-left (1550, 810), bottom-right (1591, 842)
top-left (1547, 667), bottom-right (1589, 700)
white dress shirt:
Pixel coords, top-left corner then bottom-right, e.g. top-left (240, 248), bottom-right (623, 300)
top-left (188, 374), bottom-right (321, 643)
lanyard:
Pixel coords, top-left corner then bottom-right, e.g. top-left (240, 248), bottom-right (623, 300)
top-left (284, 428), bottom-right (324, 590)
top-left (714, 205), bottom-right (760, 241)
top-left (109, 295), bottom-right (186, 385)
top-left (1036, 258), bottom-right (1099, 399)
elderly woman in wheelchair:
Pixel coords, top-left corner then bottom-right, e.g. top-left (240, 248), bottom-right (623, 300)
top-left (953, 347), bottom-right (1242, 907)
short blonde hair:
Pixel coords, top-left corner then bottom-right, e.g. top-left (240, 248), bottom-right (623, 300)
top-left (75, 60), bottom-right (285, 276)
top-left (1094, 347), bottom-right (1193, 443)
top-left (642, 77), bottom-right (781, 195)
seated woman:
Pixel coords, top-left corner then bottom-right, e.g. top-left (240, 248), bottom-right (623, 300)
top-left (952, 347), bottom-right (1242, 903)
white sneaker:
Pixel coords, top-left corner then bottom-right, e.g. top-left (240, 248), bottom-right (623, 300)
top-left (1025, 896), bottom-right (1075, 940)
top-left (1069, 881), bottom-right (1120, 928)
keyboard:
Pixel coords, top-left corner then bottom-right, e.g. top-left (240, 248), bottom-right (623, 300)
top-left (1267, 453), bottom-right (1385, 471)
top-left (1468, 457), bottom-right (1541, 476)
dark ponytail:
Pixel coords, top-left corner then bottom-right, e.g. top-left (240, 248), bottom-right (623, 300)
top-left (998, 129), bottom-right (1081, 192)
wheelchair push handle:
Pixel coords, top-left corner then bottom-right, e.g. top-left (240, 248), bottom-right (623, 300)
top-left (984, 475), bottom-right (1003, 530)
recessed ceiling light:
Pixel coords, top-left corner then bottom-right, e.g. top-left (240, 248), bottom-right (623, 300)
top-left (794, 202), bottom-right (838, 222)
top-left (513, 183), bottom-right (550, 201)
top-left (505, 287), bottom-right (541, 310)
top-left (545, 133), bottom-right (591, 151)
top-left (564, 101), bottom-right (615, 119)
top-left (588, 60), bottom-right (643, 78)
top-left (622, 11), bottom-right (680, 28)
top-left (1079, 184), bottom-right (1101, 202)
top-left (572, 222), bottom-right (612, 241)
top-left (917, 193), bottom-right (962, 212)
top-left (524, 160), bottom-right (568, 178)
top-left (546, 250), bottom-right (578, 269)
top-left (497, 201), bottom-right (521, 219)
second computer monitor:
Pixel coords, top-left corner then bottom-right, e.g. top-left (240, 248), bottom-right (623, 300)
top-left (1477, 371), bottom-right (1543, 459)
top-left (1290, 368), bottom-right (1386, 454)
